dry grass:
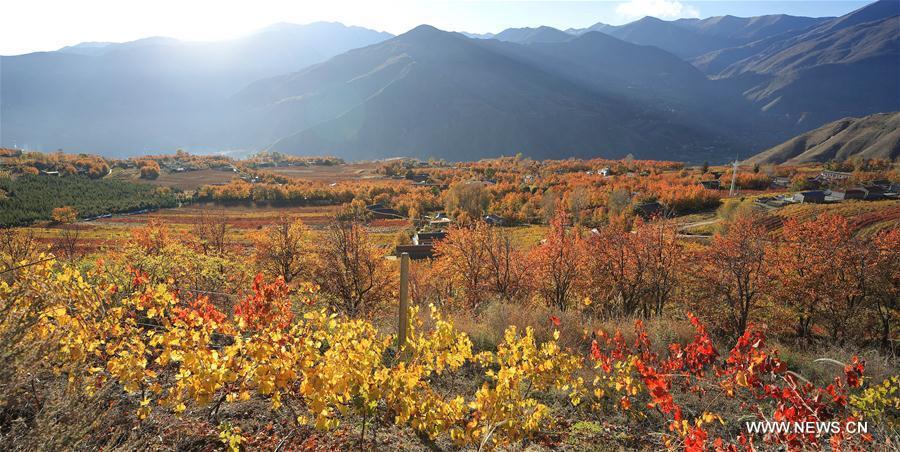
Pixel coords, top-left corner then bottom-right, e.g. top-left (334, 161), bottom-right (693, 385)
top-left (109, 167), bottom-right (238, 191)
top-left (263, 162), bottom-right (384, 182)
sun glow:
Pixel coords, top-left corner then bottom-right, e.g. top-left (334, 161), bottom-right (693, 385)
top-left (0, 0), bottom-right (406, 55)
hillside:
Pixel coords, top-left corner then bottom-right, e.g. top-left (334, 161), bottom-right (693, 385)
top-left (745, 112), bottom-right (900, 164)
top-left (694, 0), bottom-right (899, 129)
top-left (238, 26), bottom-right (743, 161)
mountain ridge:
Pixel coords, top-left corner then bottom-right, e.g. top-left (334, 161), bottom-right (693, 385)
top-left (245, 25), bottom-right (741, 161)
top-left (745, 112), bottom-right (900, 164)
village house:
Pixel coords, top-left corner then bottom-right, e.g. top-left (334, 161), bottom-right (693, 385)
top-left (634, 201), bottom-right (663, 219)
top-left (793, 190), bottom-right (826, 203)
top-left (699, 180), bottom-right (720, 190)
top-left (428, 212), bottom-right (453, 226)
top-left (413, 230), bottom-right (447, 246)
top-left (405, 172), bottom-right (429, 183)
top-left (771, 176), bottom-right (791, 188)
top-left (830, 187), bottom-right (871, 201)
top-left (755, 195), bottom-right (788, 207)
top-left (394, 244), bottom-right (436, 260)
top-left (366, 203), bottom-right (403, 219)
top-left (819, 170), bottom-right (852, 181)
top-left (483, 214), bottom-right (505, 226)
top-left (396, 229), bottom-right (448, 260)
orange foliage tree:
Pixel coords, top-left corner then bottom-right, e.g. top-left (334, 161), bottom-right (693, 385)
top-left (773, 214), bottom-right (883, 344)
top-left (311, 220), bottom-right (395, 318)
top-left (528, 210), bottom-right (586, 310)
top-left (870, 227), bottom-right (899, 348)
top-left (691, 213), bottom-right (769, 338)
top-left (434, 221), bottom-right (528, 310)
top-left (131, 217), bottom-right (171, 255)
top-left (139, 160), bottom-right (161, 179)
top-left (433, 222), bottom-right (491, 310)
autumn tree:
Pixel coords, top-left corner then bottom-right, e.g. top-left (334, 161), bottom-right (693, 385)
top-left (694, 213), bottom-right (769, 338)
top-left (408, 259), bottom-right (455, 307)
top-left (338, 198), bottom-right (370, 222)
top-left (0, 228), bottom-right (40, 273)
top-left (774, 214), bottom-right (876, 344)
top-left (483, 224), bottom-right (526, 303)
top-left (444, 181), bottom-right (490, 219)
top-left (51, 206), bottom-right (77, 224)
top-left (606, 189), bottom-right (632, 221)
top-left (312, 220), bottom-right (394, 317)
top-left (251, 216), bottom-right (309, 283)
top-left (193, 209), bottom-right (230, 256)
top-left (139, 160), bottom-right (161, 179)
top-left (131, 217), bottom-right (171, 255)
top-left (565, 187), bottom-right (591, 225)
top-left (51, 206), bottom-right (79, 258)
top-left (772, 215), bottom-right (841, 340)
top-left (585, 223), bottom-right (648, 318)
top-left (434, 222), bottom-right (490, 310)
top-left (870, 227), bottom-right (899, 349)
top-left (529, 210), bottom-right (585, 310)
top-left (636, 221), bottom-right (685, 317)
top-left (821, 218), bottom-right (872, 345)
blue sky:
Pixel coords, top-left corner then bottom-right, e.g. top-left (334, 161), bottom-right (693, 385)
top-left (0, 0), bottom-right (872, 55)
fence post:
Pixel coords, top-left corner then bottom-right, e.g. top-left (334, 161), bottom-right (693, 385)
top-left (398, 252), bottom-right (410, 351)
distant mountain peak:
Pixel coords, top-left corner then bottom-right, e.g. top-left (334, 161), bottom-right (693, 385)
top-left (394, 25), bottom-right (465, 46)
top-left (494, 25), bottom-right (572, 44)
top-left (635, 16), bottom-right (666, 24)
top-left (407, 24), bottom-right (444, 35)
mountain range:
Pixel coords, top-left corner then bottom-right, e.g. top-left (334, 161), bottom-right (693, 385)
top-left (566, 14), bottom-right (833, 58)
top-left (238, 26), bottom-right (747, 162)
top-left (1, 1), bottom-right (897, 162)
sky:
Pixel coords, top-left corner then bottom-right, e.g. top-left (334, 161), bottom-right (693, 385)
top-left (0, 0), bottom-right (872, 55)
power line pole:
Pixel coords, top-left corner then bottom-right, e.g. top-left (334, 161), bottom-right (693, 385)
top-left (729, 158), bottom-right (739, 197)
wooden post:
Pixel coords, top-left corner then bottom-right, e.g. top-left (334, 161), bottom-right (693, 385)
top-left (398, 252), bottom-right (410, 350)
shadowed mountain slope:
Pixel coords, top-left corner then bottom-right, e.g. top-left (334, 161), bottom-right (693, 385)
top-left (694, 0), bottom-right (899, 130)
top-left (745, 112), bottom-right (900, 164)
top-left (239, 26), bottom-right (743, 161)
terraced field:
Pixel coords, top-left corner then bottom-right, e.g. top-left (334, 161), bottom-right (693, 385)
top-left (773, 199), bottom-right (900, 236)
